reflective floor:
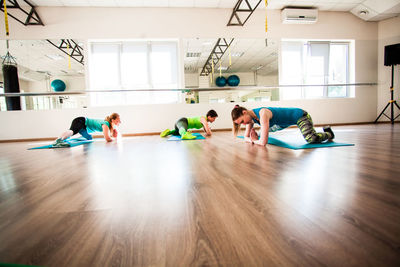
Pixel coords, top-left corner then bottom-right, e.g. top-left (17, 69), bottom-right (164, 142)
top-left (0, 124), bottom-right (399, 266)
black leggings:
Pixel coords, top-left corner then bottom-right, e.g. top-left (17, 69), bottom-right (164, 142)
top-left (69, 117), bottom-right (93, 140)
top-left (69, 117), bottom-right (86, 135)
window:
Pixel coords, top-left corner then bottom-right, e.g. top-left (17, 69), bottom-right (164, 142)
top-left (0, 86), bottom-right (6, 111)
top-left (0, 86), bottom-right (25, 111)
top-left (32, 96), bottom-right (53, 110)
top-left (210, 98), bottom-right (225, 103)
top-left (281, 40), bottom-right (351, 100)
top-left (88, 41), bottom-right (179, 106)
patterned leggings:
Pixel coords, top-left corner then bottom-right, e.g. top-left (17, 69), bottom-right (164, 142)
top-left (297, 112), bottom-right (332, 143)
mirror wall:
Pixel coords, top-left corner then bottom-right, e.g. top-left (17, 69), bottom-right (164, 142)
top-left (183, 38), bottom-right (279, 104)
top-left (0, 39), bottom-right (86, 111)
top-left (0, 38), bottom-right (279, 111)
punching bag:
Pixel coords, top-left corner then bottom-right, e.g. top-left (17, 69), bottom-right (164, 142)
top-left (2, 64), bottom-right (21, 110)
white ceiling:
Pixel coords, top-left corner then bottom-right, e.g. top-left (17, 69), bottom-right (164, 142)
top-left (29, 0), bottom-right (400, 21)
top-left (2, 1), bottom-right (398, 81)
top-left (0, 40), bottom-right (85, 81)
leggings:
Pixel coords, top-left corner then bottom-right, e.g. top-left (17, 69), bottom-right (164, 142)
top-left (297, 112), bottom-right (332, 143)
top-left (69, 117), bottom-right (92, 140)
top-left (172, 118), bottom-right (189, 136)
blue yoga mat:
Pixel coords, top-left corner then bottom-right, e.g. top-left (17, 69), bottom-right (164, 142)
top-left (167, 133), bottom-right (205, 141)
top-left (28, 137), bottom-right (93, 150)
top-left (238, 135), bottom-right (354, 150)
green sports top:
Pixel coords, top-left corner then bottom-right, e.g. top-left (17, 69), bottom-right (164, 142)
top-left (85, 118), bottom-right (110, 133)
top-left (187, 116), bottom-right (204, 129)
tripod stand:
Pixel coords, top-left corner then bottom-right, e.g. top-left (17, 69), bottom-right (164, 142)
top-left (375, 65), bottom-right (400, 124)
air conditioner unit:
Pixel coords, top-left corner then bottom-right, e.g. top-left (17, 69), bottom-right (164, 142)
top-left (281, 8), bottom-right (318, 24)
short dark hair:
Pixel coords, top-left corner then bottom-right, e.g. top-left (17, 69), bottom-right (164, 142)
top-left (207, 109), bottom-right (218, 118)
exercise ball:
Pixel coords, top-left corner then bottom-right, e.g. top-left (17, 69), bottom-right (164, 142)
top-left (51, 79), bottom-right (66, 92)
top-left (215, 76), bottom-right (227, 87)
top-left (227, 75), bottom-right (240, 86)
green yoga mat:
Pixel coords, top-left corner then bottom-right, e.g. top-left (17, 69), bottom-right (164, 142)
top-left (167, 133), bottom-right (205, 141)
top-left (238, 135), bottom-right (354, 150)
top-left (28, 137), bottom-right (93, 150)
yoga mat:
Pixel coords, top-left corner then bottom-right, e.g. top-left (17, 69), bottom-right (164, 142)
top-left (28, 137), bottom-right (93, 150)
top-left (238, 135), bottom-right (354, 150)
top-left (167, 133), bottom-right (205, 141)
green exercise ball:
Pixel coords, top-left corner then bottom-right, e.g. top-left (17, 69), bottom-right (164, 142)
top-left (215, 76), bottom-right (227, 87)
top-left (227, 75), bottom-right (240, 86)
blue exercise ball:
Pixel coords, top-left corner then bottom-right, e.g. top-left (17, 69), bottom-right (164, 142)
top-left (215, 76), bottom-right (227, 87)
top-left (51, 79), bottom-right (66, 92)
top-left (227, 75), bottom-right (240, 86)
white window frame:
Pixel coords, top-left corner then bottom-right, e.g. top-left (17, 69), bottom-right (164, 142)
top-left (280, 40), bottom-right (352, 100)
top-left (87, 40), bottom-right (180, 106)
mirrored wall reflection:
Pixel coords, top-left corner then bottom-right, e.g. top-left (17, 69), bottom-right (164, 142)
top-left (183, 38), bottom-right (279, 103)
top-left (0, 39), bottom-right (86, 111)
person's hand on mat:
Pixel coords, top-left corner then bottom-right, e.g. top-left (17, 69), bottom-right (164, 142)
top-left (250, 128), bottom-right (259, 141)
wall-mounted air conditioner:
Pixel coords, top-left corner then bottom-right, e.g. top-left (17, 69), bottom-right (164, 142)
top-left (281, 8), bottom-right (318, 24)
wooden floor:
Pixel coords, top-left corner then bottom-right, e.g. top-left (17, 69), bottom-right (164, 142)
top-left (0, 124), bottom-right (399, 267)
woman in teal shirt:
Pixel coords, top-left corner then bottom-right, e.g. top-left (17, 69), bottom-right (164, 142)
top-left (231, 105), bottom-right (334, 146)
top-left (53, 113), bottom-right (121, 147)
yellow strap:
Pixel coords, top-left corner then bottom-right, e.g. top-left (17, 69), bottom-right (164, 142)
top-left (219, 60), bottom-right (222, 77)
top-left (265, 0), bottom-right (268, 32)
top-left (4, 0), bottom-right (9, 36)
top-left (67, 42), bottom-right (71, 69)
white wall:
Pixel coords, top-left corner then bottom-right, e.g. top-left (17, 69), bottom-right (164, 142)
top-left (26, 76), bottom-right (86, 92)
top-left (256, 73), bottom-right (279, 86)
top-left (377, 16), bottom-right (400, 121)
top-left (0, 7), bottom-right (380, 140)
top-left (184, 73), bottom-right (199, 88)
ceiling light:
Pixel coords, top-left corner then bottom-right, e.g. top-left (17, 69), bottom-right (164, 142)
top-left (231, 52), bottom-right (244, 57)
top-left (186, 52), bottom-right (201, 57)
top-left (359, 10), bottom-right (369, 16)
top-left (46, 54), bottom-right (64, 60)
top-left (251, 65), bottom-right (264, 71)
